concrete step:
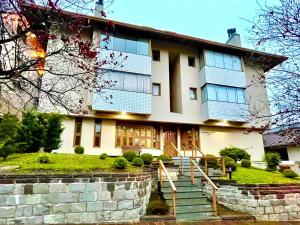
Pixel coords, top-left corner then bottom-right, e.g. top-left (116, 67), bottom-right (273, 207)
top-left (170, 204), bottom-right (213, 214)
top-left (161, 186), bottom-right (199, 193)
top-left (163, 192), bottom-right (206, 200)
top-left (166, 198), bottom-right (209, 206)
top-left (176, 212), bottom-right (216, 221)
top-left (162, 180), bottom-right (201, 187)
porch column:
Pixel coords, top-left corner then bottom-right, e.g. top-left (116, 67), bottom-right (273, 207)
top-left (160, 125), bottom-right (164, 151)
top-left (177, 126), bottom-right (181, 150)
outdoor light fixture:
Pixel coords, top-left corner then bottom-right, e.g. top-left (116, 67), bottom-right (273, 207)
top-left (121, 112), bottom-right (127, 115)
top-left (228, 166), bottom-right (232, 180)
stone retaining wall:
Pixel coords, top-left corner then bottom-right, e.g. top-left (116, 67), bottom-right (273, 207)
top-left (0, 173), bottom-right (151, 224)
top-left (203, 183), bottom-right (300, 221)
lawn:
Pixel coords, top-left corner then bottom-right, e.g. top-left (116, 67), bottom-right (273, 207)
top-left (0, 153), bottom-right (141, 174)
top-left (228, 165), bottom-right (300, 184)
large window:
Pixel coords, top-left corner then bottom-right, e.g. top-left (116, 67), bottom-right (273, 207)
top-left (73, 118), bottom-right (82, 146)
top-left (102, 71), bottom-right (151, 93)
top-left (100, 34), bottom-right (149, 56)
top-left (115, 125), bottom-right (160, 149)
top-left (205, 50), bottom-right (242, 71)
top-left (94, 119), bottom-right (102, 147)
top-left (201, 84), bottom-right (246, 104)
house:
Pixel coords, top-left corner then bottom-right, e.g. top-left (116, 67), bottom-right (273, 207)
top-left (17, 1), bottom-right (287, 166)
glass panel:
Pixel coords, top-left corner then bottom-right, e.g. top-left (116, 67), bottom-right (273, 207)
top-left (205, 50), bottom-right (215, 66)
top-left (227, 88), bottom-right (237, 103)
top-left (153, 84), bottom-right (160, 96)
top-left (201, 86), bottom-right (208, 102)
top-left (124, 74), bottom-right (138, 92)
top-left (207, 85), bottom-right (217, 100)
top-left (125, 38), bottom-right (137, 54)
top-left (224, 54), bottom-right (233, 70)
top-left (75, 123), bottom-right (82, 133)
top-left (147, 128), bottom-right (152, 137)
top-left (100, 34), bottom-right (113, 50)
top-left (217, 86), bottom-right (228, 101)
top-left (237, 89), bottom-right (246, 103)
top-left (144, 76), bottom-right (151, 93)
top-left (94, 137), bottom-right (100, 147)
top-left (215, 52), bottom-right (224, 68)
top-left (189, 88), bottom-right (197, 100)
top-left (137, 76), bottom-right (144, 93)
top-left (137, 39), bottom-right (149, 55)
top-left (75, 136), bottom-right (81, 146)
top-left (146, 139), bottom-right (152, 148)
top-left (232, 56), bottom-right (242, 71)
top-left (110, 72), bottom-right (123, 90)
top-left (116, 137), bottom-right (121, 147)
top-left (113, 36), bottom-right (126, 52)
top-left (95, 124), bottom-right (101, 134)
top-left (141, 128), bottom-right (146, 137)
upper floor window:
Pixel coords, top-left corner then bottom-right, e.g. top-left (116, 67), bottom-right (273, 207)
top-left (201, 84), bottom-right (246, 104)
top-left (188, 56), bottom-right (196, 67)
top-left (94, 119), bottom-right (102, 147)
top-left (204, 50), bottom-right (242, 71)
top-left (100, 34), bottom-right (149, 56)
top-left (152, 83), bottom-right (161, 96)
top-left (189, 88), bottom-right (197, 100)
top-left (152, 50), bottom-right (160, 61)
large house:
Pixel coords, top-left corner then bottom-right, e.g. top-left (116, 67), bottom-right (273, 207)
top-left (15, 1), bottom-right (287, 165)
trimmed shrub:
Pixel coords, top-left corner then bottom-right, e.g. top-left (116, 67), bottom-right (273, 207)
top-left (99, 153), bottom-right (108, 160)
top-left (146, 199), bottom-right (169, 215)
top-left (241, 159), bottom-right (251, 168)
top-left (39, 155), bottom-right (50, 163)
top-left (74, 146), bottom-right (84, 154)
top-left (219, 147), bottom-right (250, 162)
top-left (157, 154), bottom-right (172, 161)
top-left (200, 154), bottom-right (218, 169)
top-left (283, 169), bottom-right (298, 178)
top-left (44, 113), bottom-right (64, 152)
top-left (114, 157), bottom-right (128, 170)
top-left (264, 153), bottom-right (280, 171)
top-left (224, 156), bottom-right (237, 171)
top-left (132, 157), bottom-right (144, 167)
top-left (123, 151), bottom-right (137, 162)
top-left (141, 153), bottom-right (153, 165)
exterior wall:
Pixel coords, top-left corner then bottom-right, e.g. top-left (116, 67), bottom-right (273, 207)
top-left (287, 147), bottom-right (300, 162)
top-left (199, 126), bottom-right (265, 161)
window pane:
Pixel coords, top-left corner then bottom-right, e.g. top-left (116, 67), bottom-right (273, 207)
top-left (207, 85), bottom-right (217, 100)
top-left (124, 74), bottom-right (138, 92)
top-left (227, 88), bottom-right (237, 103)
top-left (153, 83), bottom-right (160, 96)
top-left (237, 89), bottom-right (246, 103)
top-left (143, 76), bottom-right (151, 93)
top-left (75, 136), bottom-right (81, 146)
top-left (95, 124), bottom-right (101, 134)
top-left (137, 76), bottom-right (144, 92)
top-left (110, 72), bottom-right (123, 90)
top-left (152, 50), bottom-right (160, 61)
top-left (232, 56), bottom-right (242, 71)
top-left (189, 88), bottom-right (197, 100)
top-left (201, 86), bottom-right (208, 102)
top-left (113, 37), bottom-right (126, 52)
top-left (100, 34), bottom-right (113, 50)
top-left (137, 39), bottom-right (149, 55)
top-left (205, 50), bottom-right (215, 66)
top-left (217, 86), bottom-right (228, 101)
top-left (215, 52), bottom-right (224, 68)
top-left (125, 38), bottom-right (137, 54)
top-left (224, 54), bottom-right (233, 70)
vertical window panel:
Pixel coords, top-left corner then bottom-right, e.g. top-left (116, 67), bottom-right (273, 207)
top-left (227, 88), bottom-right (237, 103)
top-left (74, 118), bottom-right (82, 146)
top-left (217, 86), bottom-right (228, 102)
top-left (237, 89), bottom-right (246, 103)
top-left (152, 83), bottom-right (161, 96)
top-left (205, 50), bottom-right (215, 66)
top-left (215, 52), bottom-right (224, 68)
top-left (125, 38), bottom-right (137, 54)
top-left (124, 74), bottom-right (138, 92)
top-left (137, 39), bottom-right (149, 55)
top-left (94, 119), bottom-right (101, 147)
top-left (100, 34), bottom-right (113, 50)
top-left (224, 54), bottom-right (233, 70)
top-left (233, 56), bottom-right (242, 71)
top-left (207, 85), bottom-right (217, 100)
top-left (143, 76), bottom-right (151, 93)
top-left (113, 37), bottom-right (126, 52)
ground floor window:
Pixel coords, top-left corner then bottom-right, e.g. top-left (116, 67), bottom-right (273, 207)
top-left (94, 119), bottom-right (102, 147)
top-left (73, 118), bottom-right (82, 146)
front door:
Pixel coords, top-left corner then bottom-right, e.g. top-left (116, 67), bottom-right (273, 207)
top-left (164, 130), bottom-right (177, 156)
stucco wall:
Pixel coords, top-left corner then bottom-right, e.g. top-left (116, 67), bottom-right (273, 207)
top-left (288, 147), bottom-right (300, 162)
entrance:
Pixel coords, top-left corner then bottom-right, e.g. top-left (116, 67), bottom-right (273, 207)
top-left (164, 130), bottom-right (177, 156)
top-left (181, 127), bottom-right (200, 150)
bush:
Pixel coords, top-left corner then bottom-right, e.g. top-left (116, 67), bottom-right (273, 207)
top-left (264, 153), bottom-right (281, 171)
top-left (141, 153), bottom-right (153, 165)
top-left (224, 156), bottom-right (237, 171)
top-left (99, 153), bottom-right (108, 160)
top-left (114, 157), bottom-right (128, 170)
top-left (122, 151), bottom-right (137, 162)
top-left (39, 155), bottom-right (50, 163)
top-left (200, 154), bottom-right (218, 169)
top-left (157, 154), bottom-right (172, 161)
top-left (283, 169), bottom-right (298, 178)
top-left (74, 146), bottom-right (84, 154)
top-left (44, 113), bottom-right (64, 152)
top-left (146, 199), bottom-right (169, 215)
top-left (219, 147), bottom-right (250, 162)
top-left (241, 159), bottom-right (251, 168)
top-left (132, 157), bottom-right (144, 167)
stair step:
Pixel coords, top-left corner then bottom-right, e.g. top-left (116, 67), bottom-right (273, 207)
top-left (161, 186), bottom-right (199, 193)
top-left (176, 212), bottom-right (216, 221)
top-left (166, 197), bottom-right (209, 206)
top-left (163, 192), bottom-right (206, 199)
top-left (162, 180), bottom-right (200, 187)
top-left (171, 204), bottom-right (213, 214)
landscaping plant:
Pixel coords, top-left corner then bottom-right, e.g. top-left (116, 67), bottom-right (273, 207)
top-left (241, 159), bottom-right (251, 168)
top-left (147, 199), bottom-right (169, 215)
top-left (200, 154), bottom-right (218, 169)
top-left (219, 147), bottom-right (250, 162)
top-left (157, 154), bottom-right (172, 161)
top-left (224, 156), bottom-right (237, 171)
top-left (132, 157), bottom-right (144, 167)
top-left (283, 169), bottom-right (298, 178)
top-left (141, 153), bottom-right (153, 165)
top-left (39, 155), bottom-right (50, 164)
top-left (122, 151), bottom-right (137, 162)
top-left (43, 113), bottom-right (64, 152)
top-left (114, 157), bottom-right (128, 170)
top-left (99, 153), bottom-right (108, 160)
top-left (264, 152), bottom-right (281, 171)
top-left (74, 146), bottom-right (84, 154)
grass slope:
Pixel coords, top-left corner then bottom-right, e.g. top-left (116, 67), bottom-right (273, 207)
top-left (0, 153), bottom-right (141, 174)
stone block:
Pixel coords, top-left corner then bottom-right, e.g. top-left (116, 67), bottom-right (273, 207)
top-left (96, 211), bottom-right (111, 221)
top-left (15, 205), bottom-right (32, 217)
top-left (24, 185), bottom-right (33, 195)
top-left (124, 190), bottom-right (137, 200)
top-left (113, 190), bottom-right (125, 200)
top-left (70, 203), bottom-right (86, 213)
top-left (33, 183), bottom-right (49, 194)
top-left (44, 214), bottom-right (66, 224)
top-left (49, 183), bottom-right (68, 193)
top-left (79, 192), bottom-right (97, 202)
top-left (98, 191), bottom-right (111, 201)
top-left (32, 204), bottom-right (51, 216)
top-left (258, 200), bottom-right (270, 207)
top-left (0, 207), bottom-right (15, 218)
top-left (25, 195), bottom-right (41, 205)
top-left (103, 201), bottom-right (117, 210)
top-left (53, 204), bottom-right (71, 214)
top-left (0, 219), bottom-right (6, 224)
top-left (65, 213), bottom-right (82, 224)
top-left (111, 211), bottom-right (124, 220)
top-left (124, 209), bottom-right (139, 220)
top-left (288, 212), bottom-right (299, 220)
top-left (285, 198), bottom-right (297, 205)
top-left (50, 193), bottom-right (78, 203)
top-left (261, 194), bottom-right (276, 200)
top-left (265, 206), bottom-right (274, 214)
top-left (118, 200), bottom-right (133, 210)
top-left (13, 184), bottom-right (24, 195)
top-left (269, 213), bottom-right (280, 220)
top-left (134, 198), bottom-right (143, 208)
top-left (68, 183), bottom-right (85, 193)
top-left (87, 202), bottom-right (103, 212)
top-left (7, 216), bottom-right (43, 225)
top-left (284, 204), bottom-right (296, 213)
top-left (81, 212), bottom-right (96, 223)
top-left (85, 183), bottom-right (102, 192)
top-left (278, 213), bottom-right (289, 221)
top-left (256, 215), bottom-right (269, 221)
top-left (115, 183), bottom-right (125, 191)
top-left (0, 185), bottom-right (14, 194)
top-left (270, 199), bottom-right (285, 206)
top-left (0, 196), bottom-right (7, 206)
top-left (274, 206), bottom-right (284, 214)
top-left (7, 195), bottom-right (26, 205)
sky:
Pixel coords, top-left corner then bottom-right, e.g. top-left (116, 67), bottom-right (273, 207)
top-left (105, 0), bottom-right (264, 49)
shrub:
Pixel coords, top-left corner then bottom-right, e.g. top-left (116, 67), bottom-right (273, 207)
top-left (241, 159), bottom-right (251, 168)
top-left (219, 147), bottom-right (250, 162)
top-left (141, 153), bottom-right (153, 165)
top-left (123, 151), bottom-right (137, 162)
top-left (157, 154), bottom-right (172, 161)
top-left (114, 157), bottom-right (128, 170)
top-left (44, 113), bottom-right (64, 152)
top-left (264, 153), bottom-right (281, 171)
top-left (99, 153), bottom-right (108, 160)
top-left (200, 154), bottom-right (218, 169)
top-left (146, 199), bottom-right (169, 215)
top-left (132, 157), bottom-right (144, 167)
top-left (283, 169), bottom-right (298, 178)
top-left (224, 156), bottom-right (237, 171)
top-left (74, 146), bottom-right (84, 154)
top-left (39, 155), bottom-right (50, 163)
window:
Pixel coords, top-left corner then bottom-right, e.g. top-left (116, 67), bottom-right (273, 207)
top-left (152, 50), bottom-right (160, 61)
top-left (74, 118), bottom-right (82, 146)
top-left (100, 34), bottom-right (113, 50)
top-left (152, 83), bottom-right (161, 96)
top-left (94, 119), bottom-right (102, 147)
top-left (125, 38), bottom-right (137, 54)
top-left (188, 56), bottom-right (195, 67)
top-left (113, 36), bottom-right (126, 52)
top-left (201, 84), bottom-right (246, 104)
top-left (189, 88), bottom-right (197, 100)
top-left (204, 50), bottom-right (242, 71)
top-left (124, 74), bottom-right (138, 92)
top-left (137, 38), bottom-right (149, 55)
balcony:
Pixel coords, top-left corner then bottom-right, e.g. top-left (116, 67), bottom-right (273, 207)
top-left (92, 89), bottom-right (151, 115)
top-left (200, 66), bottom-right (246, 88)
top-left (202, 100), bottom-right (250, 122)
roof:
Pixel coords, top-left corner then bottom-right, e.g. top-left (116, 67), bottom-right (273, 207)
top-left (263, 127), bottom-right (300, 148)
top-left (21, 3), bottom-right (288, 72)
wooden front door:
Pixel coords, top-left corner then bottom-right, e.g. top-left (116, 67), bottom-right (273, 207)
top-left (164, 131), bottom-right (177, 156)
top-left (181, 127), bottom-right (200, 150)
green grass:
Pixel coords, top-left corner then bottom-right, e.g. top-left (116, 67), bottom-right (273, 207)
top-left (226, 165), bottom-right (300, 184)
top-left (0, 153), bottom-right (141, 174)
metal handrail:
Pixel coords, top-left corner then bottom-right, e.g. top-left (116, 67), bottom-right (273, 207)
top-left (190, 157), bottom-right (219, 216)
top-left (159, 160), bottom-right (176, 216)
top-left (192, 144), bottom-right (204, 157)
top-left (170, 143), bottom-right (183, 174)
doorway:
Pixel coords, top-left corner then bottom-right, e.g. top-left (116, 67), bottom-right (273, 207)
top-left (164, 130), bottom-right (177, 156)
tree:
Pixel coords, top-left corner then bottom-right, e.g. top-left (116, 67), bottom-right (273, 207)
top-left (44, 113), bottom-right (64, 152)
top-left (248, 0), bottom-right (300, 131)
top-left (0, 0), bottom-right (116, 114)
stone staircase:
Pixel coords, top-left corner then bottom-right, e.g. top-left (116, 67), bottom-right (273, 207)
top-left (160, 156), bottom-right (220, 221)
